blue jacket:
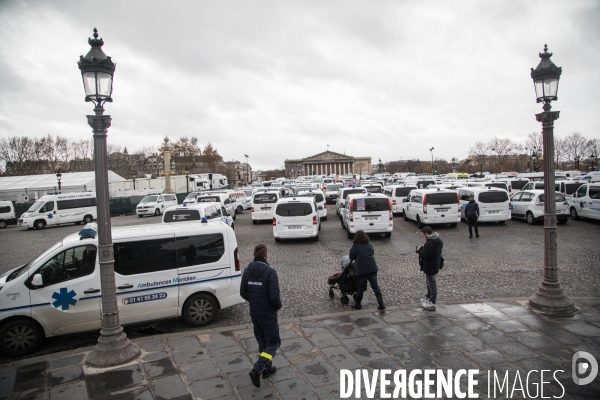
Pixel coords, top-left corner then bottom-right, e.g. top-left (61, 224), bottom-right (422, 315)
top-left (240, 258), bottom-right (282, 319)
top-left (349, 243), bottom-right (378, 276)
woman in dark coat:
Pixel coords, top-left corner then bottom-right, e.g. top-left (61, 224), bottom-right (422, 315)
top-left (349, 230), bottom-right (385, 310)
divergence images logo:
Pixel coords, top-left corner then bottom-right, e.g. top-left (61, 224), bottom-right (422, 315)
top-left (572, 351), bottom-right (598, 386)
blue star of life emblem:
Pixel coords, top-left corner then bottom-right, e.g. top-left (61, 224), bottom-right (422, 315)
top-left (51, 288), bottom-right (77, 310)
top-left (580, 201), bottom-right (585, 209)
top-left (47, 213), bottom-right (53, 219)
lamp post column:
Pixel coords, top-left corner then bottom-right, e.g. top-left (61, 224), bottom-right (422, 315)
top-left (86, 107), bottom-right (141, 365)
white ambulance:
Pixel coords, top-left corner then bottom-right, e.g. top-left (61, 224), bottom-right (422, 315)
top-left (18, 192), bottom-right (97, 230)
top-left (0, 221), bottom-right (243, 356)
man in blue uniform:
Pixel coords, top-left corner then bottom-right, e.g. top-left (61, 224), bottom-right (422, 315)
top-left (240, 244), bottom-right (282, 388)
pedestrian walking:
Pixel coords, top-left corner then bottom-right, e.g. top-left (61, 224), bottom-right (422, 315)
top-left (240, 244), bottom-right (282, 388)
top-left (349, 230), bottom-right (385, 310)
top-left (464, 197), bottom-right (480, 238)
top-left (416, 226), bottom-right (444, 310)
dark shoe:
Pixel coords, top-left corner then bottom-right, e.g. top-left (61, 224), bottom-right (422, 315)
top-left (469, 236), bottom-right (473, 238)
top-left (352, 295), bottom-right (362, 310)
top-left (262, 366), bottom-right (277, 379)
top-left (249, 369), bottom-right (260, 388)
top-left (476, 235), bottom-right (479, 238)
top-left (376, 294), bottom-right (385, 310)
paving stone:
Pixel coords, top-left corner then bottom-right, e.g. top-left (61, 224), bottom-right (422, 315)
top-left (435, 325), bottom-right (478, 342)
top-left (150, 374), bottom-right (191, 400)
top-left (16, 385), bottom-right (46, 399)
top-left (298, 321), bottom-right (326, 334)
top-left (518, 357), bottom-right (563, 377)
top-left (92, 385), bottom-right (154, 400)
top-left (535, 346), bottom-right (577, 364)
top-left (473, 330), bottom-right (513, 344)
top-left (142, 351), bottom-right (169, 362)
top-left (167, 336), bottom-right (201, 351)
top-left (469, 350), bottom-right (509, 366)
top-left (414, 314), bottom-right (455, 329)
top-left (189, 375), bottom-right (232, 399)
top-left (297, 356), bottom-right (339, 386)
top-left (142, 358), bottom-right (177, 379)
top-left (388, 346), bottom-right (439, 369)
top-left (273, 378), bottom-right (318, 400)
top-left (86, 364), bottom-right (144, 395)
top-left (487, 340), bottom-right (538, 359)
top-left (578, 306), bottom-right (600, 322)
top-left (487, 320), bottom-right (531, 333)
top-left (207, 344), bottom-right (244, 359)
top-left (237, 383), bottom-right (276, 400)
top-left (241, 337), bottom-right (259, 353)
top-left (512, 315), bottom-right (557, 330)
top-left (16, 362), bottom-right (47, 385)
top-left (453, 318), bottom-right (492, 331)
top-left (432, 350), bottom-right (481, 370)
top-left (48, 381), bottom-right (87, 400)
top-left (137, 339), bottom-right (165, 353)
top-left (391, 322), bottom-right (428, 337)
top-left (331, 323), bottom-right (366, 339)
top-left (225, 370), bottom-right (252, 388)
top-left (511, 331), bottom-right (559, 348)
top-left (215, 352), bottom-right (254, 374)
top-left (343, 337), bottom-right (388, 361)
top-left (318, 315), bottom-right (353, 326)
top-left (280, 329), bottom-right (301, 340)
top-left (48, 355), bottom-right (84, 371)
top-left (202, 337), bottom-right (238, 350)
top-left (366, 357), bottom-right (403, 371)
top-left (267, 366), bottom-right (301, 383)
top-left (321, 346), bottom-right (362, 370)
top-left (307, 331), bottom-right (340, 348)
top-left (198, 332), bottom-right (235, 343)
top-left (539, 327), bottom-right (585, 346)
top-left (0, 368), bottom-right (16, 394)
top-left (49, 365), bottom-right (83, 388)
top-left (408, 333), bottom-right (453, 352)
top-left (460, 303), bottom-right (498, 314)
top-left (497, 306), bottom-right (537, 316)
top-left (436, 305), bottom-right (474, 319)
top-left (380, 310), bottom-right (414, 323)
top-left (279, 337), bottom-right (315, 358)
top-left (452, 339), bottom-right (489, 353)
top-left (367, 327), bottom-right (409, 347)
top-left (561, 323), bottom-right (600, 338)
top-left (314, 382), bottom-right (341, 399)
top-left (348, 313), bottom-right (387, 330)
top-left (179, 359), bottom-right (221, 382)
top-left (472, 310), bottom-right (511, 321)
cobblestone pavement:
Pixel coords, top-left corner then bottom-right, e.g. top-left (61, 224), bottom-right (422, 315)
top-left (0, 299), bottom-right (599, 400)
top-left (0, 208), bottom-right (599, 361)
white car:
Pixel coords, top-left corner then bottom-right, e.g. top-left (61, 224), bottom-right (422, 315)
top-left (509, 190), bottom-right (569, 224)
top-left (342, 193), bottom-right (393, 239)
top-left (325, 183), bottom-right (343, 204)
top-left (137, 193), bottom-right (178, 217)
top-left (272, 196), bottom-right (320, 242)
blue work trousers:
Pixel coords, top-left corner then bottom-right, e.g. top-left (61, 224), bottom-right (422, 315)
top-left (251, 317), bottom-right (280, 374)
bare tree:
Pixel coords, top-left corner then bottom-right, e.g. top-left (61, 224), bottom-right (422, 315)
top-left (0, 136), bottom-right (38, 175)
top-left (564, 132), bottom-right (590, 165)
top-left (524, 132), bottom-right (543, 159)
top-left (489, 137), bottom-right (519, 173)
top-left (469, 141), bottom-right (491, 173)
top-left (554, 136), bottom-right (567, 169)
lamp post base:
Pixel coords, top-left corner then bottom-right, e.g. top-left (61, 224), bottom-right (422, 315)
top-left (86, 325), bottom-right (141, 367)
top-left (528, 279), bottom-right (576, 316)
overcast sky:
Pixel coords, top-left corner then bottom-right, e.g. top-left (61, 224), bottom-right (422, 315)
top-left (1, 0), bottom-right (599, 172)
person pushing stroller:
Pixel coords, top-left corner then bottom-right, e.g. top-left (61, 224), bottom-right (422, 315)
top-left (349, 230), bottom-right (385, 310)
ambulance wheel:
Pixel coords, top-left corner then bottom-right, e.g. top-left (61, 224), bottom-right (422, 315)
top-left (341, 295), bottom-right (349, 305)
top-left (329, 290), bottom-right (334, 299)
top-left (183, 293), bottom-right (218, 327)
top-left (384, 232), bottom-right (391, 238)
top-left (34, 220), bottom-right (46, 230)
top-left (0, 318), bottom-right (44, 357)
top-left (83, 215), bottom-right (93, 224)
top-left (403, 212), bottom-right (409, 221)
top-left (154, 208), bottom-right (161, 216)
top-left (570, 207), bottom-right (579, 220)
top-left (0, 221), bottom-right (7, 229)
top-left (236, 206), bottom-right (243, 214)
top-left (416, 216), bottom-right (424, 229)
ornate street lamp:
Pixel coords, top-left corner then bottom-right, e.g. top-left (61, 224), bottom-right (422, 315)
top-left (528, 44), bottom-right (575, 315)
top-left (429, 147), bottom-right (434, 175)
top-left (131, 170), bottom-right (136, 190)
top-left (78, 28), bottom-right (140, 366)
top-left (56, 169), bottom-right (62, 192)
top-left (575, 155), bottom-right (580, 171)
top-left (185, 166), bottom-right (190, 191)
top-left (244, 154), bottom-right (249, 183)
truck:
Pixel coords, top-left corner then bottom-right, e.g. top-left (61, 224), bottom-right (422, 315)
top-left (188, 173), bottom-right (229, 190)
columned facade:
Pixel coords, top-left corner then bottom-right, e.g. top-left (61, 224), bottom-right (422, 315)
top-left (284, 151), bottom-right (371, 179)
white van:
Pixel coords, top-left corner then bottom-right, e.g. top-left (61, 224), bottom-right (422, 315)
top-left (583, 171), bottom-right (600, 183)
top-left (136, 193), bottom-right (178, 217)
top-left (252, 190), bottom-right (281, 224)
top-left (298, 189), bottom-right (327, 220)
top-left (336, 187), bottom-right (367, 216)
top-left (342, 193), bottom-right (393, 239)
top-left (383, 185), bottom-right (418, 216)
top-left (457, 187), bottom-right (510, 224)
top-left (18, 192), bottom-right (97, 230)
top-left (0, 201), bottom-right (17, 229)
top-left (162, 202), bottom-right (235, 229)
top-left (402, 188), bottom-right (461, 228)
top-left (0, 221), bottom-right (243, 356)
top-left (466, 181), bottom-right (509, 192)
top-left (195, 192), bottom-right (236, 220)
top-left (569, 183), bottom-right (600, 221)
top-left (272, 197), bottom-right (320, 242)
top-left (517, 172), bottom-right (567, 182)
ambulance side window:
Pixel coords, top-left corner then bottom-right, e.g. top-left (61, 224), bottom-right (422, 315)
top-left (114, 238), bottom-right (177, 275)
top-left (30, 245), bottom-right (97, 288)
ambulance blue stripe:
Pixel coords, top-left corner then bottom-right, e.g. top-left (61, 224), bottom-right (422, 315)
top-left (0, 274), bottom-right (242, 312)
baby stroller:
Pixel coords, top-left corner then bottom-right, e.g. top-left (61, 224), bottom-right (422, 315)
top-left (327, 256), bottom-right (363, 305)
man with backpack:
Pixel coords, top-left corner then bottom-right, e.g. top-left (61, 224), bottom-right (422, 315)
top-left (416, 227), bottom-right (444, 310)
top-left (240, 244), bottom-right (282, 388)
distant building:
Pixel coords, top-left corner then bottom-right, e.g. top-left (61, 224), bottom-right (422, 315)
top-left (284, 151), bottom-right (371, 177)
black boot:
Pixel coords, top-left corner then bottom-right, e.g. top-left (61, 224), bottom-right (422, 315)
top-left (376, 294), bottom-right (385, 310)
top-left (352, 295), bottom-right (362, 310)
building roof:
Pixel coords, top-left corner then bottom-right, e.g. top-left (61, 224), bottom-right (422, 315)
top-left (0, 171), bottom-right (125, 193)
